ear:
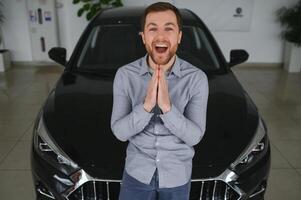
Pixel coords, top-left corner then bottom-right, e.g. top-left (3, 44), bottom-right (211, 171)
top-left (139, 31), bottom-right (146, 44)
top-left (178, 30), bottom-right (182, 44)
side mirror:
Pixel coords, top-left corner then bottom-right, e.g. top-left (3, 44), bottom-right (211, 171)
top-left (228, 49), bottom-right (249, 68)
top-left (48, 47), bottom-right (67, 67)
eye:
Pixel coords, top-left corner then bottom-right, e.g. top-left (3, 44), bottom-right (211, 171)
top-left (149, 28), bottom-right (157, 32)
top-left (165, 27), bottom-right (174, 31)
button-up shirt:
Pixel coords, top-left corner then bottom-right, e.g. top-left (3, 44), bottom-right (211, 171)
top-left (110, 54), bottom-right (209, 188)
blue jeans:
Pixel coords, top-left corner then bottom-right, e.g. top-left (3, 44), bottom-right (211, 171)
top-left (119, 169), bottom-right (191, 200)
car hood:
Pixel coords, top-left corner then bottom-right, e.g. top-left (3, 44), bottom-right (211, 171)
top-left (43, 70), bottom-right (258, 179)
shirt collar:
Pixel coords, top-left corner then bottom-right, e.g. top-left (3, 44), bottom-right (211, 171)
top-left (139, 54), bottom-right (182, 78)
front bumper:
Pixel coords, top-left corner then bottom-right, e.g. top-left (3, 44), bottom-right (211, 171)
top-left (31, 141), bottom-right (270, 200)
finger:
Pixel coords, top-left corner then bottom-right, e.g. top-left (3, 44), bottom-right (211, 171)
top-left (155, 75), bottom-right (158, 88)
top-left (160, 75), bottom-right (166, 90)
top-left (158, 74), bottom-right (163, 93)
top-left (154, 78), bottom-right (158, 100)
top-left (161, 68), bottom-right (165, 78)
top-left (151, 69), bottom-right (158, 86)
top-left (153, 70), bottom-right (159, 89)
top-left (157, 69), bottom-right (161, 85)
top-left (159, 69), bottom-right (164, 82)
top-left (152, 68), bottom-right (157, 80)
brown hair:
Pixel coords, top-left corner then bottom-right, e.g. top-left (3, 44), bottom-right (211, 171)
top-left (141, 2), bottom-right (183, 32)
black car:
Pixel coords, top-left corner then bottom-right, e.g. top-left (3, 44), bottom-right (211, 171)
top-left (31, 6), bottom-right (270, 200)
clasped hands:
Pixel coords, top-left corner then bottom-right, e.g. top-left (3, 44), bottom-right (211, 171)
top-left (143, 65), bottom-right (171, 114)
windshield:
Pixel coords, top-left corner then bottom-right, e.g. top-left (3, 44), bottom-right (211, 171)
top-left (76, 24), bottom-right (220, 71)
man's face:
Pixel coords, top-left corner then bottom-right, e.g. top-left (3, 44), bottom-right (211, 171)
top-left (141, 10), bottom-right (182, 65)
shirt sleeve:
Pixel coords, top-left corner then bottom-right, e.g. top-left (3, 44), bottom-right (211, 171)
top-left (110, 68), bottom-right (154, 142)
top-left (159, 71), bottom-right (209, 146)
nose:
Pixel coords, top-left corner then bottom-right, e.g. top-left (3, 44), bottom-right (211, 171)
top-left (155, 29), bottom-right (167, 40)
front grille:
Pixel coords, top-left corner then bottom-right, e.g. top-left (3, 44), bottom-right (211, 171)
top-left (190, 180), bottom-right (240, 200)
top-left (67, 180), bottom-right (240, 200)
top-left (68, 181), bottom-right (120, 200)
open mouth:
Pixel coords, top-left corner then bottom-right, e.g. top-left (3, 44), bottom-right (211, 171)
top-left (154, 44), bottom-right (168, 54)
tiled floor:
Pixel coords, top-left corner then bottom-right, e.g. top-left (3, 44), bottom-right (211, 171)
top-left (0, 65), bottom-right (62, 200)
top-left (233, 67), bottom-right (301, 200)
top-left (0, 65), bottom-right (300, 199)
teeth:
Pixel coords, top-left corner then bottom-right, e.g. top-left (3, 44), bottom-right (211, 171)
top-left (155, 44), bottom-right (167, 48)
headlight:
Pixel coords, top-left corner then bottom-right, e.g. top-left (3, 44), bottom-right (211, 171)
top-left (230, 117), bottom-right (269, 174)
top-left (33, 114), bottom-right (79, 175)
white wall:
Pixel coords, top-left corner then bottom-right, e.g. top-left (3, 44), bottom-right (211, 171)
top-left (1, 0), bottom-right (89, 61)
top-left (1, 0), bottom-right (32, 62)
top-left (1, 0), bottom-right (298, 63)
top-left (123, 0), bottom-right (297, 63)
top-left (56, 0), bottom-right (88, 59)
top-left (205, 0), bottom-right (297, 63)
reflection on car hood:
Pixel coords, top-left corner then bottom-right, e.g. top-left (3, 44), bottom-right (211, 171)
top-left (43, 70), bottom-right (258, 179)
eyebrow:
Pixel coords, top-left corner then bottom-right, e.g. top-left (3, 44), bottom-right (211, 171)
top-left (146, 22), bottom-right (177, 28)
top-left (146, 23), bottom-right (157, 27)
top-left (165, 22), bottom-right (176, 27)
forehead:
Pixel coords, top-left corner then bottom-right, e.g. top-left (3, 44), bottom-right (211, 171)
top-left (145, 10), bottom-right (178, 25)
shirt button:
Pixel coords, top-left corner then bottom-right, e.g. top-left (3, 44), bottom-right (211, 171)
top-left (155, 142), bottom-right (159, 146)
top-left (155, 130), bottom-right (158, 134)
top-left (156, 159), bottom-right (160, 162)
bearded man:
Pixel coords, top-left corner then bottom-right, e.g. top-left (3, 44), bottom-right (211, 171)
top-left (111, 2), bottom-right (209, 200)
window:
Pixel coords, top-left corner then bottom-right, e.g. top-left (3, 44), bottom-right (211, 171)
top-left (177, 26), bottom-right (220, 70)
top-left (76, 24), bottom-right (220, 71)
top-left (77, 25), bottom-right (146, 70)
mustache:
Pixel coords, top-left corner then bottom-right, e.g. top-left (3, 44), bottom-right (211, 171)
top-left (152, 41), bottom-right (170, 46)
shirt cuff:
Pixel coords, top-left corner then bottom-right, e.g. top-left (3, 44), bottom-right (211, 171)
top-left (159, 103), bottom-right (183, 129)
top-left (133, 102), bottom-right (155, 123)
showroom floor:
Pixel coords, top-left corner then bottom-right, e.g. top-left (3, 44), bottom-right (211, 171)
top-left (0, 64), bottom-right (301, 200)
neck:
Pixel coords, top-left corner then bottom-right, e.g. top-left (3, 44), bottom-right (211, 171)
top-left (148, 54), bottom-right (176, 71)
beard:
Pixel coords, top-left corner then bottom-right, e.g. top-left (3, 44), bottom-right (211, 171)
top-left (145, 42), bottom-right (178, 65)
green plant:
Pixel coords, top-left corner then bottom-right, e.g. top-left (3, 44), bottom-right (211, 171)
top-left (276, 0), bottom-right (301, 46)
top-left (72, 0), bottom-right (123, 21)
